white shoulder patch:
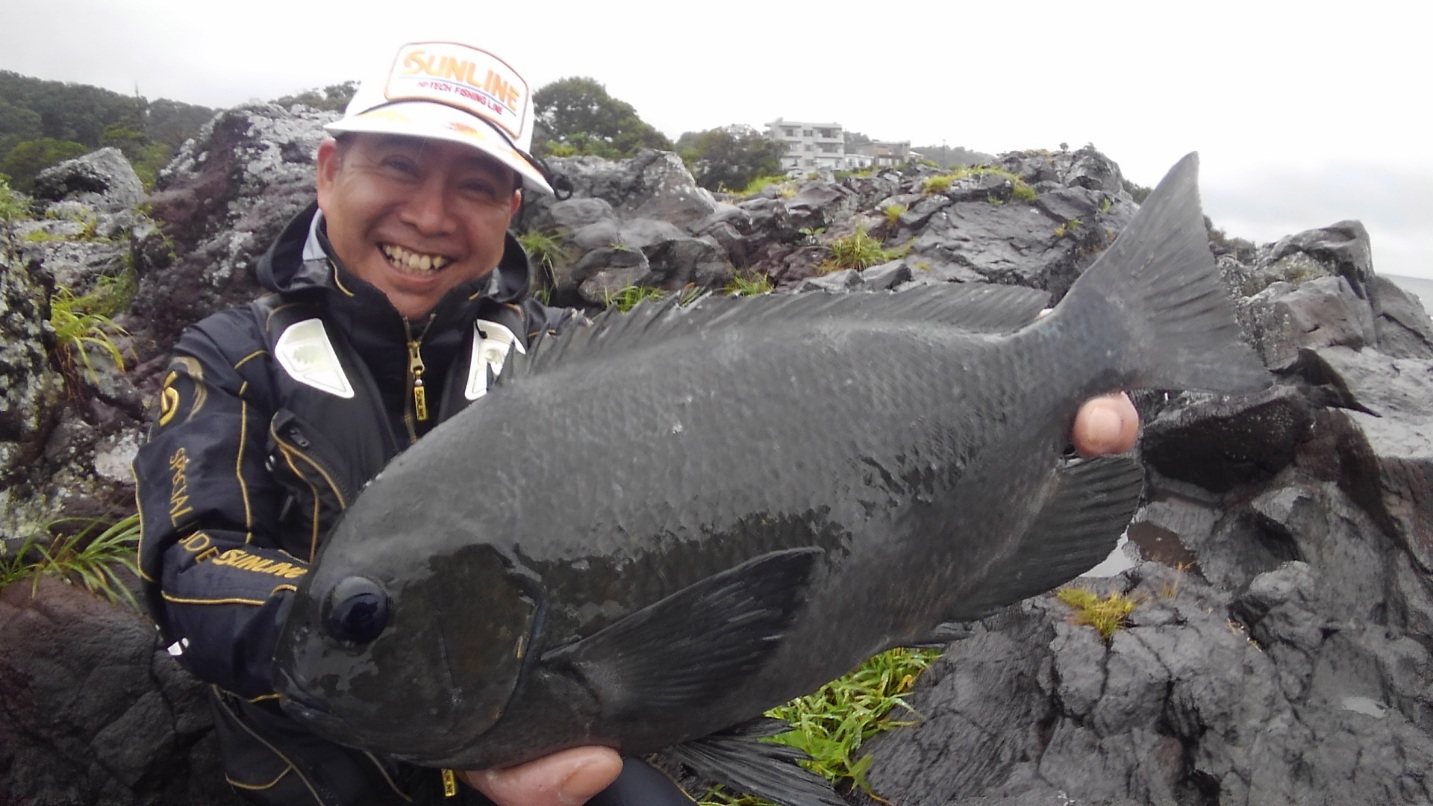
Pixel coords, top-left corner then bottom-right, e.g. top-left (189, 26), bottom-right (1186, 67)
top-left (274, 319), bottom-right (355, 398)
top-left (466, 319), bottom-right (525, 401)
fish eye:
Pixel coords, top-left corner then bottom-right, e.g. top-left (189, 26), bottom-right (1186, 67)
top-left (323, 577), bottom-right (390, 645)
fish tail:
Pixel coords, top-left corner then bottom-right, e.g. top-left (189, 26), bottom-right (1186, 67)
top-left (1059, 152), bottom-right (1270, 394)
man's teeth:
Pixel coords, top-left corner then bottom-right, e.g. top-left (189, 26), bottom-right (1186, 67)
top-left (381, 244), bottom-right (452, 273)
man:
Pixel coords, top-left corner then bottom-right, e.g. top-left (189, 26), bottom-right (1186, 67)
top-left (133, 36), bottom-right (1138, 806)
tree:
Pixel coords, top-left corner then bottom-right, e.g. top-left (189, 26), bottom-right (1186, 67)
top-left (0, 72), bottom-right (216, 190)
top-left (532, 77), bottom-right (671, 159)
top-left (274, 81), bottom-right (359, 112)
top-left (100, 124), bottom-right (170, 188)
top-left (676, 126), bottom-right (787, 192)
top-left (0, 138), bottom-right (89, 191)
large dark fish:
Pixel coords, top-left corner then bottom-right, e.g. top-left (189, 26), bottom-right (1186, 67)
top-left (273, 154), bottom-right (1268, 801)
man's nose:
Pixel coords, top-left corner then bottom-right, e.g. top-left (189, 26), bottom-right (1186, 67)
top-left (401, 177), bottom-right (453, 234)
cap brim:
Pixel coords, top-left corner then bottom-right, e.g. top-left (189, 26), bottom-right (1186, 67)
top-left (324, 101), bottom-right (553, 195)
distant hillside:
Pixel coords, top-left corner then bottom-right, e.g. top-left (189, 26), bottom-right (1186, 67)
top-left (0, 71), bottom-right (214, 190)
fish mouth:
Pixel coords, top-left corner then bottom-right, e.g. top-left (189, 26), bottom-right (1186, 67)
top-left (273, 649), bottom-right (481, 763)
top-left (380, 242), bottom-right (454, 275)
top-left (272, 668), bottom-right (345, 732)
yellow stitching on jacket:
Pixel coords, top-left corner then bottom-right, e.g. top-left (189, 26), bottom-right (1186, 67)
top-left (264, 302), bottom-right (312, 330)
top-left (235, 350), bottom-right (267, 369)
top-left (331, 261), bottom-right (356, 297)
top-left (213, 688), bottom-right (326, 804)
top-left (168, 357), bottom-right (208, 424)
top-left (364, 751), bottom-right (417, 802)
top-left (270, 423), bottom-right (349, 561)
top-left (134, 479), bottom-right (157, 583)
top-left (226, 766), bottom-right (292, 791)
top-left (162, 593), bottom-right (270, 607)
top-left (237, 395), bottom-right (255, 546)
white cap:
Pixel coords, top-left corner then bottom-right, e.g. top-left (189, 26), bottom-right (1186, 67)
top-left (325, 40), bottom-right (553, 194)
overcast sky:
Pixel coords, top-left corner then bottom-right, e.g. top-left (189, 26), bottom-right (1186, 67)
top-left (4, 0), bottom-right (1429, 280)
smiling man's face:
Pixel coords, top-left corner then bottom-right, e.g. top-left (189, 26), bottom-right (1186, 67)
top-left (316, 133), bottom-right (522, 321)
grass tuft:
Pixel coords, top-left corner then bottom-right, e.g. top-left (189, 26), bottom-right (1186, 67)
top-left (603, 284), bottom-right (703, 312)
top-left (724, 272), bottom-right (773, 297)
top-left (920, 166), bottom-right (1038, 203)
top-left (1, 514), bottom-right (142, 609)
top-left (1056, 586), bottom-right (1136, 641)
top-left (517, 230), bottom-right (570, 289)
top-left (819, 227), bottom-right (907, 274)
top-left (50, 283), bottom-right (132, 385)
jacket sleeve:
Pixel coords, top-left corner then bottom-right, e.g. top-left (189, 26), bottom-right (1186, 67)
top-left (134, 311), bottom-right (302, 700)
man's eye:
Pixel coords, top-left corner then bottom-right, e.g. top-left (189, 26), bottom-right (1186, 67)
top-left (382, 158), bottom-right (418, 176)
top-left (462, 183), bottom-right (498, 201)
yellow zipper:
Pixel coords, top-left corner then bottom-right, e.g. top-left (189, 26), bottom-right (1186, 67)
top-left (408, 338), bottom-right (429, 424)
top-left (441, 768), bottom-right (458, 797)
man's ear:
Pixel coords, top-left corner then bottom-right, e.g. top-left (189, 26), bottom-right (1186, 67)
top-left (508, 187), bottom-right (522, 217)
top-left (315, 138), bottom-right (341, 211)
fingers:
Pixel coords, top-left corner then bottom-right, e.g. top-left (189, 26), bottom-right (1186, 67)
top-left (1071, 393), bottom-right (1139, 456)
top-left (461, 747), bottom-right (623, 806)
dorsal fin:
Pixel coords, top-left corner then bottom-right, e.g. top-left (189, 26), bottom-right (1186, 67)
top-left (507, 283), bottom-right (1050, 381)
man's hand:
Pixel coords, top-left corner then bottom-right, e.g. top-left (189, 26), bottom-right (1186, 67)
top-left (1072, 393), bottom-right (1139, 456)
top-left (461, 747), bottom-right (622, 806)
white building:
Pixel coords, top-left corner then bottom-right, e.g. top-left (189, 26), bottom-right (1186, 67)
top-left (765, 119), bottom-right (913, 175)
top-left (765, 118), bottom-right (848, 174)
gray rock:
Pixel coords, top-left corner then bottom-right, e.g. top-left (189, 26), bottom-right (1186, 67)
top-left (31, 147), bottom-right (146, 211)
top-left (0, 576), bottom-right (238, 806)
top-left (0, 246), bottom-right (65, 490)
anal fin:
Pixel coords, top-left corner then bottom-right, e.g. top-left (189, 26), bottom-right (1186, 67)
top-left (661, 717), bottom-right (848, 806)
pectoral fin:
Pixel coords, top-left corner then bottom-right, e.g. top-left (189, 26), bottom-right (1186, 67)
top-left (945, 455), bottom-right (1144, 622)
top-left (543, 547), bottom-right (822, 714)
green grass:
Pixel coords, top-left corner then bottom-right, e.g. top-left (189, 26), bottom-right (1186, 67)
top-left (1056, 586), bottom-right (1136, 641)
top-left (735, 174), bottom-right (798, 198)
top-left (921, 166), bottom-right (1038, 203)
top-left (602, 284), bottom-right (704, 312)
top-left (50, 284), bottom-right (132, 384)
top-left (724, 272), bottom-right (773, 297)
top-left (517, 229), bottom-right (570, 288)
top-left (0, 177), bottom-right (28, 225)
top-left (880, 204), bottom-right (907, 228)
top-left (1, 514), bottom-right (142, 609)
top-left (819, 227), bottom-right (908, 274)
top-left (696, 646), bottom-right (941, 805)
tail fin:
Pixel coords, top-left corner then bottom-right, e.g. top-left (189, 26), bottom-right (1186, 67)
top-left (1058, 152), bottom-right (1270, 394)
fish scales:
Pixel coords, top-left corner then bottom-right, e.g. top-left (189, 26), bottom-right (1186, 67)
top-left (273, 154), bottom-right (1270, 802)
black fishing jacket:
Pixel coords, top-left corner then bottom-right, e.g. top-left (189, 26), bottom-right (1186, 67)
top-left (133, 203), bottom-right (573, 699)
